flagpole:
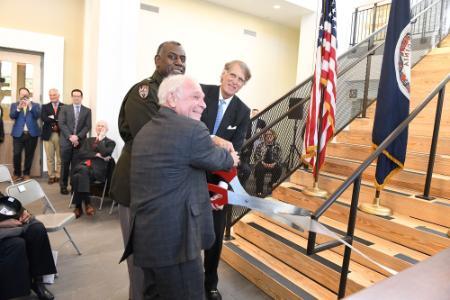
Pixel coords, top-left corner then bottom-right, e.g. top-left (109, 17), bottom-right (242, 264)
top-left (359, 189), bottom-right (392, 216)
top-left (303, 87), bottom-right (329, 198)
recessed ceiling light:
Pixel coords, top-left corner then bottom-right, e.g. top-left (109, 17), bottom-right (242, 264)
top-left (273, 4), bottom-right (281, 9)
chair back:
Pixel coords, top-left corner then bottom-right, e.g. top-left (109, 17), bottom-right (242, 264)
top-left (0, 165), bottom-right (13, 184)
top-left (6, 179), bottom-right (56, 213)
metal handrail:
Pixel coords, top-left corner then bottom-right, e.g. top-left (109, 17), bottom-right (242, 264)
top-left (307, 74), bottom-right (449, 299)
top-left (315, 74), bottom-right (449, 218)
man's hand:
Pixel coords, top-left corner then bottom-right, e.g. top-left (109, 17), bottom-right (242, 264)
top-left (210, 194), bottom-right (224, 211)
top-left (231, 151), bottom-right (240, 167)
top-left (0, 218), bottom-right (22, 228)
top-left (69, 135), bottom-right (79, 144)
top-left (19, 210), bottom-right (31, 224)
top-left (212, 136), bottom-right (235, 153)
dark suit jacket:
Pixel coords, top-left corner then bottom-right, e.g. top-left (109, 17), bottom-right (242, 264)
top-left (200, 85), bottom-right (250, 152)
top-left (0, 106), bottom-right (4, 143)
top-left (58, 104), bottom-right (92, 148)
top-left (41, 102), bottom-right (64, 141)
top-left (123, 107), bottom-right (233, 268)
top-left (75, 136), bottom-right (116, 181)
top-left (9, 102), bottom-right (41, 137)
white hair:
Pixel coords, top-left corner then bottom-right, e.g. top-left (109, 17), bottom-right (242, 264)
top-left (157, 75), bottom-right (199, 105)
top-left (96, 120), bottom-right (109, 132)
top-left (48, 88), bottom-right (59, 95)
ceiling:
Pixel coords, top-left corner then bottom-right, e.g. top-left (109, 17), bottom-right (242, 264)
top-left (203, 0), bottom-right (316, 28)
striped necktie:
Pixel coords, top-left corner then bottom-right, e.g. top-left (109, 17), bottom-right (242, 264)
top-left (213, 99), bottom-right (226, 135)
top-left (74, 105), bottom-right (80, 133)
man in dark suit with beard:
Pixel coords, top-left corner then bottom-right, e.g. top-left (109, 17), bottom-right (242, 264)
top-left (200, 60), bottom-right (251, 300)
top-left (121, 75), bottom-right (239, 299)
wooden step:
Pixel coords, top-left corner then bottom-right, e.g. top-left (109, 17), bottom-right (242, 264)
top-left (327, 142), bottom-right (450, 176)
top-left (335, 130), bottom-right (450, 155)
top-left (272, 185), bottom-right (450, 255)
top-left (348, 114), bottom-right (450, 139)
top-left (291, 170), bottom-right (450, 228)
top-left (254, 211), bottom-right (415, 276)
top-left (234, 214), bottom-right (384, 295)
top-left (322, 157), bottom-right (450, 200)
top-left (222, 234), bottom-right (336, 299)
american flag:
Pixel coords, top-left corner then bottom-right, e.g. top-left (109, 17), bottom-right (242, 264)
top-left (303, 0), bottom-right (337, 177)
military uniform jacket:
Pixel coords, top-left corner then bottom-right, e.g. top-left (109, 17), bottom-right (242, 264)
top-left (110, 71), bottom-right (163, 207)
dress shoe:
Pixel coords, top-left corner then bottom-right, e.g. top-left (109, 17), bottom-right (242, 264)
top-left (85, 204), bottom-right (95, 216)
top-left (54, 177), bottom-right (60, 183)
top-left (31, 281), bottom-right (55, 300)
top-left (73, 207), bottom-right (83, 218)
top-left (60, 187), bottom-right (69, 195)
top-left (48, 177), bottom-right (55, 184)
top-left (23, 175), bottom-right (31, 181)
top-left (12, 175), bottom-right (23, 182)
top-left (206, 289), bottom-right (222, 300)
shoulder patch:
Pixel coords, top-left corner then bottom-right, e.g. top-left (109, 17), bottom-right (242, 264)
top-left (138, 84), bottom-right (149, 99)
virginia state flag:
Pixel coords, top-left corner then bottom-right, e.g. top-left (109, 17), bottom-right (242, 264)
top-left (372, 0), bottom-right (411, 191)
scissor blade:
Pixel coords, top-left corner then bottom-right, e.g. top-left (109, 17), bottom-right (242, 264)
top-left (228, 192), bottom-right (310, 217)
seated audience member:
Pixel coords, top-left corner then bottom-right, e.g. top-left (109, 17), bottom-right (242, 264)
top-left (71, 121), bottom-right (116, 218)
top-left (0, 195), bottom-right (56, 300)
top-left (239, 109), bottom-right (267, 187)
top-left (254, 129), bottom-right (282, 196)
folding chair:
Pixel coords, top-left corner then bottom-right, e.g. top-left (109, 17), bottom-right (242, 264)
top-left (7, 179), bottom-right (82, 255)
top-left (0, 164), bottom-right (14, 184)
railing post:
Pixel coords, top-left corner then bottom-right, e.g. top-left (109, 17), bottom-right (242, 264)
top-left (351, 8), bottom-right (359, 46)
top-left (224, 204), bottom-right (233, 240)
top-left (306, 216), bottom-right (318, 255)
top-left (338, 175), bottom-right (362, 299)
top-left (361, 3), bottom-right (378, 118)
top-left (438, 0), bottom-right (445, 47)
top-left (416, 86), bottom-right (446, 200)
top-left (421, 0), bottom-right (429, 43)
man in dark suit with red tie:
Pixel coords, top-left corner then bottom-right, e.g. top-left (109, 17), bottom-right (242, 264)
top-left (41, 88), bottom-right (64, 184)
top-left (200, 60), bottom-right (251, 300)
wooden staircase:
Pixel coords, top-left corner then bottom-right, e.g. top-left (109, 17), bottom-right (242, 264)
top-left (221, 36), bottom-right (450, 299)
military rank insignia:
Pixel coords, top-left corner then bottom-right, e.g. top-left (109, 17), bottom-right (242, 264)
top-left (138, 84), bottom-right (149, 99)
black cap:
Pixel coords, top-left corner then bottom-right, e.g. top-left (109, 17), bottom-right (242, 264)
top-left (0, 196), bottom-right (22, 222)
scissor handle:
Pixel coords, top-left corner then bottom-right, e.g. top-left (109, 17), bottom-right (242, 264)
top-left (212, 167), bottom-right (237, 183)
top-left (208, 183), bottom-right (229, 207)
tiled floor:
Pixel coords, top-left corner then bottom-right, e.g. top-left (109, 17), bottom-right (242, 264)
top-left (1, 177), bottom-right (270, 300)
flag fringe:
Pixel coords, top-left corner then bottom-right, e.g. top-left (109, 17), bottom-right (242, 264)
top-left (372, 142), bottom-right (405, 191)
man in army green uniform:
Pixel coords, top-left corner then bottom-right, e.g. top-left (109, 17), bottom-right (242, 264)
top-left (111, 41), bottom-right (186, 300)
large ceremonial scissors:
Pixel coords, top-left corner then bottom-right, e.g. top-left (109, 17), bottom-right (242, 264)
top-left (208, 167), bottom-right (312, 231)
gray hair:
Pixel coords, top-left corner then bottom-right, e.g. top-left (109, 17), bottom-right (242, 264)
top-left (48, 88), bottom-right (60, 95)
top-left (96, 120), bottom-right (109, 133)
top-left (158, 75), bottom-right (198, 105)
top-left (224, 60), bottom-right (251, 81)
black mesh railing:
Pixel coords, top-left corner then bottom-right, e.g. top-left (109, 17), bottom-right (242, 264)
top-left (350, 0), bottom-right (447, 46)
top-left (228, 0), bottom-right (450, 227)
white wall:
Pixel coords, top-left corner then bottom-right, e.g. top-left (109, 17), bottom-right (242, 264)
top-left (83, 0), bottom-right (140, 157)
top-left (137, 0), bottom-right (300, 111)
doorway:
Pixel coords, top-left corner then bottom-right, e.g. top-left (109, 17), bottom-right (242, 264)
top-left (0, 49), bottom-right (43, 177)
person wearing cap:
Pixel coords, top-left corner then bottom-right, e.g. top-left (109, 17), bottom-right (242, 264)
top-left (0, 195), bottom-right (56, 300)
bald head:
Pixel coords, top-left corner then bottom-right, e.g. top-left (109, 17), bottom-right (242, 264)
top-left (158, 75), bottom-right (206, 121)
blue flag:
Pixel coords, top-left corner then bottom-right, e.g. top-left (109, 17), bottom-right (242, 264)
top-left (372, 0), bottom-right (411, 191)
